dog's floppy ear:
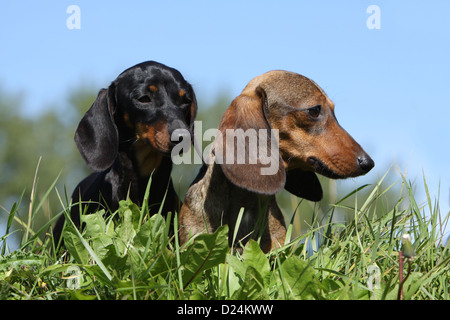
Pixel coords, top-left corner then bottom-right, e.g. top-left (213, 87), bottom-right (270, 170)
top-left (188, 89), bottom-right (198, 134)
top-left (214, 86), bottom-right (285, 195)
top-left (284, 168), bottom-right (323, 201)
top-left (74, 85), bottom-right (118, 172)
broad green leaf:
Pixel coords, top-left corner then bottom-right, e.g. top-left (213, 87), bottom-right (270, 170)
top-left (181, 225), bottom-right (229, 288)
top-left (133, 220), bottom-right (151, 253)
top-left (91, 233), bottom-right (113, 260)
top-left (81, 210), bottom-right (106, 238)
top-left (70, 290), bottom-right (97, 300)
top-left (226, 253), bottom-right (246, 279)
top-left (116, 200), bottom-right (141, 238)
top-left (231, 266), bottom-right (267, 300)
top-left (62, 219), bottom-right (113, 281)
top-left (225, 254), bottom-right (245, 297)
top-left (101, 243), bottom-right (129, 276)
top-left (145, 247), bottom-right (176, 279)
top-left (0, 252), bottom-right (44, 271)
top-left (118, 200), bottom-right (141, 225)
top-left (149, 213), bottom-right (167, 252)
top-left (63, 226), bottom-right (89, 265)
top-left (134, 213), bottom-right (167, 259)
top-left (242, 240), bottom-right (271, 287)
top-left (281, 256), bottom-right (321, 300)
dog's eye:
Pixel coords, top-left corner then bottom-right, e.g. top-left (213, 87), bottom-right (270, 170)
top-left (137, 95), bottom-right (151, 103)
top-left (308, 105), bottom-right (321, 118)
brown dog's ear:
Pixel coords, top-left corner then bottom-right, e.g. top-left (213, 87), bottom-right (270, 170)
top-left (214, 86), bottom-right (285, 195)
top-left (284, 168), bottom-right (323, 201)
top-left (74, 85), bottom-right (118, 172)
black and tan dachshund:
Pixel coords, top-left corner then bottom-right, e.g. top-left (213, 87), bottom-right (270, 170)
top-left (53, 61), bottom-right (197, 243)
top-left (179, 70), bottom-right (374, 253)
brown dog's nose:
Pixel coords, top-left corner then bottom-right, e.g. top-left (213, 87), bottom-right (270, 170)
top-left (357, 155), bottom-right (375, 174)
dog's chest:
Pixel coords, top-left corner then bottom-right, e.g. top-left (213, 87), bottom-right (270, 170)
top-left (132, 140), bottom-right (163, 176)
top-left (202, 163), bottom-right (272, 226)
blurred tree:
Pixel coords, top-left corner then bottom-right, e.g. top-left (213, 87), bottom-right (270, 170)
top-left (0, 85), bottom-right (96, 246)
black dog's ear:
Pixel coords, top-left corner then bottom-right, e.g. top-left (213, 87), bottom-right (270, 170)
top-left (189, 89), bottom-right (198, 134)
top-left (284, 169), bottom-right (323, 201)
top-left (74, 85), bottom-right (118, 171)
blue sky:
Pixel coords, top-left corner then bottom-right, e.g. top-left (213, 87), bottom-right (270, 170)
top-left (1, 1), bottom-right (449, 234)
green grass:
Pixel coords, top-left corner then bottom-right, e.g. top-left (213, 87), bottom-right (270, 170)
top-left (0, 171), bottom-right (449, 300)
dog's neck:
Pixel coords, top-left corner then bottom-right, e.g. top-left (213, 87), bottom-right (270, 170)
top-left (192, 155), bottom-right (281, 250)
top-left (181, 150), bottom-right (287, 252)
top-left (131, 139), bottom-right (164, 177)
top-left (111, 141), bottom-right (175, 209)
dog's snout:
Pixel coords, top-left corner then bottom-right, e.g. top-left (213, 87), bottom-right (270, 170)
top-left (357, 154), bottom-right (375, 174)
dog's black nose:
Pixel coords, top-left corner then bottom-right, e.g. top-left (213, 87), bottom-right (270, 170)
top-left (357, 155), bottom-right (375, 173)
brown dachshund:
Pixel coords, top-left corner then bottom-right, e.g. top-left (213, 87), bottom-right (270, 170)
top-left (179, 70), bottom-right (374, 253)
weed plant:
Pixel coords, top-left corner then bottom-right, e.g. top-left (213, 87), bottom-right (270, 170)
top-left (0, 171), bottom-right (448, 300)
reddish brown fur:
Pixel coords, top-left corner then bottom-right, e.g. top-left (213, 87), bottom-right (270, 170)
top-left (179, 70), bottom-right (373, 253)
top-left (134, 120), bottom-right (172, 176)
top-left (123, 112), bottom-right (133, 129)
top-left (136, 120), bottom-right (171, 153)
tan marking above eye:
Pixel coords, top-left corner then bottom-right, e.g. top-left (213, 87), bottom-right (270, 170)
top-left (149, 85), bottom-right (158, 92)
top-left (123, 112), bottom-right (134, 128)
top-left (179, 89), bottom-right (185, 97)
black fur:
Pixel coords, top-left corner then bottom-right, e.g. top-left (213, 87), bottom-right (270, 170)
top-left (53, 61), bottom-right (197, 244)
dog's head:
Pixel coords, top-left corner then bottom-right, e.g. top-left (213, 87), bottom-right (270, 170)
top-left (214, 70), bottom-right (374, 201)
top-left (75, 61), bottom-right (197, 172)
